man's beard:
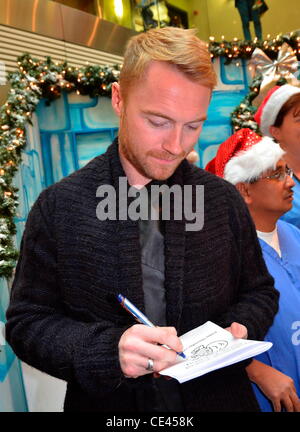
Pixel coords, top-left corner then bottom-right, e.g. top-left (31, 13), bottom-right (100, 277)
top-left (118, 116), bottom-right (186, 181)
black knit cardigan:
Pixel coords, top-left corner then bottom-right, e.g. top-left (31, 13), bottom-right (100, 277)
top-left (6, 139), bottom-right (279, 412)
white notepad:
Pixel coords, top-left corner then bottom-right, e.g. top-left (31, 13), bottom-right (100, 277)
top-left (160, 321), bottom-right (272, 383)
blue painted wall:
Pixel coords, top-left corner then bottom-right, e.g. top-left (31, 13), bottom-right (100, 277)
top-left (198, 57), bottom-right (250, 168)
top-left (37, 92), bottom-right (119, 186)
top-left (35, 58), bottom-right (249, 187)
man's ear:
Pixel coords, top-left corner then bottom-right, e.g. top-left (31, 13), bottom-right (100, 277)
top-left (269, 125), bottom-right (281, 143)
top-left (111, 82), bottom-right (123, 117)
top-left (236, 182), bottom-right (252, 205)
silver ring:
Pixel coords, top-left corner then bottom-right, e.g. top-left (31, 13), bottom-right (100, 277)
top-left (146, 358), bottom-right (154, 371)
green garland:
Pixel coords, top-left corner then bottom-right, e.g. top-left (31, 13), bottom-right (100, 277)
top-left (212, 31), bottom-right (300, 132)
top-left (209, 30), bottom-right (300, 64)
top-left (0, 53), bottom-right (121, 278)
top-left (230, 75), bottom-right (289, 134)
top-left (1, 32), bottom-right (300, 278)
top-left (231, 74), bottom-right (263, 133)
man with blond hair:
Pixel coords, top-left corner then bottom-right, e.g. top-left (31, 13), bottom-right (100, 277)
top-left (6, 27), bottom-right (278, 412)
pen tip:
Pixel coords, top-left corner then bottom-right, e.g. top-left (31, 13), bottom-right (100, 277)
top-left (117, 294), bottom-right (123, 303)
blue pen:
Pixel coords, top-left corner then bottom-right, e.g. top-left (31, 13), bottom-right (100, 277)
top-left (117, 293), bottom-right (186, 359)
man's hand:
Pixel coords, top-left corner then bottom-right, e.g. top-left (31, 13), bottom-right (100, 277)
top-left (247, 360), bottom-right (300, 412)
top-left (225, 321), bottom-right (248, 339)
top-left (118, 324), bottom-right (183, 378)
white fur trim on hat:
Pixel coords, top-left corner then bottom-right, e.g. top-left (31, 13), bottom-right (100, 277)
top-left (261, 84), bottom-right (300, 136)
top-left (224, 137), bottom-right (285, 185)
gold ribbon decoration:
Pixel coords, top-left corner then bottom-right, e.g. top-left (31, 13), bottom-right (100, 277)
top-left (249, 43), bottom-right (299, 92)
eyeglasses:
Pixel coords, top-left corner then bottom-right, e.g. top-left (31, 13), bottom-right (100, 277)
top-left (250, 167), bottom-right (293, 183)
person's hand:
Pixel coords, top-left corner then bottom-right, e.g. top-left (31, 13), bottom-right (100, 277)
top-left (225, 321), bottom-right (248, 339)
top-left (186, 149), bottom-right (199, 164)
top-left (246, 360), bottom-right (300, 412)
top-left (118, 324), bottom-right (183, 378)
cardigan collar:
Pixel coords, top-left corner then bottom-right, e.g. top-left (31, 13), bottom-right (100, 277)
top-left (105, 138), bottom-right (187, 328)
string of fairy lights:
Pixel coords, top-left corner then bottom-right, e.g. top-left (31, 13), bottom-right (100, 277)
top-left (1, 31), bottom-right (300, 278)
top-left (208, 31), bottom-right (300, 62)
top-left (0, 54), bottom-right (121, 278)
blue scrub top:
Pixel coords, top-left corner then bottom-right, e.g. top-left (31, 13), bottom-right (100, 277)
top-left (252, 220), bottom-right (300, 411)
top-left (281, 175), bottom-right (300, 229)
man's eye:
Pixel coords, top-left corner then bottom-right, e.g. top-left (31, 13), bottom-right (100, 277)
top-left (148, 119), bottom-right (167, 127)
top-left (187, 123), bottom-right (202, 131)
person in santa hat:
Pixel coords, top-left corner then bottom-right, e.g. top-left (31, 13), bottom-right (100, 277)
top-left (254, 84), bottom-right (300, 229)
top-left (206, 128), bottom-right (300, 412)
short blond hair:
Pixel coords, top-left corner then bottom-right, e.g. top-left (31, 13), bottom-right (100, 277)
top-left (119, 27), bottom-right (216, 97)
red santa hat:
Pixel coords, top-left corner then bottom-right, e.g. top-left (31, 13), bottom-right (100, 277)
top-left (205, 128), bottom-right (285, 185)
top-left (254, 84), bottom-right (300, 136)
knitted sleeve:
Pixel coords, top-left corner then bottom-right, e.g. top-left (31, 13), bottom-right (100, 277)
top-left (215, 185), bottom-right (280, 341)
top-left (5, 188), bottom-right (127, 399)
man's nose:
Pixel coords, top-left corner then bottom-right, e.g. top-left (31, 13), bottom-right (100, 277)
top-left (162, 126), bottom-right (183, 156)
top-left (285, 173), bottom-right (295, 188)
